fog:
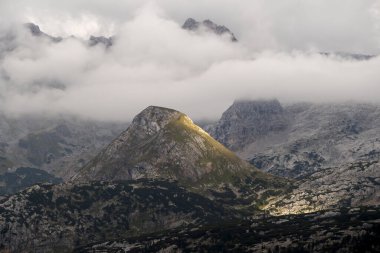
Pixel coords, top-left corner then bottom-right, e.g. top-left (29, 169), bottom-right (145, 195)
top-left (0, 0), bottom-right (379, 121)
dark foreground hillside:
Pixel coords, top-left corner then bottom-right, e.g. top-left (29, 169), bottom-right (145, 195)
top-left (77, 206), bottom-right (380, 253)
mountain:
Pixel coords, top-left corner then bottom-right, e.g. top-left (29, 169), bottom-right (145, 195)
top-left (88, 35), bottom-right (113, 47)
top-left (0, 105), bottom-right (378, 252)
top-left (208, 100), bottom-right (380, 178)
top-left (74, 106), bottom-right (291, 211)
top-left (74, 106), bottom-right (253, 183)
top-left (182, 18), bottom-right (238, 42)
top-left (0, 114), bottom-right (126, 179)
top-left (24, 22), bottom-right (112, 48)
top-left (0, 106), bottom-right (290, 252)
top-left (320, 52), bottom-right (375, 61)
top-left (24, 23), bottom-right (63, 42)
top-left (23, 18), bottom-right (238, 50)
top-left (0, 167), bottom-right (62, 195)
top-left (207, 100), bottom-right (380, 212)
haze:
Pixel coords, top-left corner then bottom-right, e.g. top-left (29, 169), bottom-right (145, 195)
top-left (0, 0), bottom-right (379, 121)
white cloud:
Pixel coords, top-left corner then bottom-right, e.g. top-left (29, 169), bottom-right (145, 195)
top-left (0, 1), bottom-right (379, 121)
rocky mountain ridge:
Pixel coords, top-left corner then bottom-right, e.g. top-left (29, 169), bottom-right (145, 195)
top-left (182, 18), bottom-right (238, 42)
top-left (22, 18), bottom-right (238, 49)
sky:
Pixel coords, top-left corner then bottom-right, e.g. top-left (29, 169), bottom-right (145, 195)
top-left (0, 0), bottom-right (379, 121)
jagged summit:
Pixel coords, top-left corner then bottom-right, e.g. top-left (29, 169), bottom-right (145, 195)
top-left (182, 18), bottom-right (238, 42)
top-left (25, 23), bottom-right (42, 36)
top-left (89, 35), bottom-right (113, 47)
top-left (24, 22), bottom-right (112, 47)
top-left (24, 23), bottom-right (62, 42)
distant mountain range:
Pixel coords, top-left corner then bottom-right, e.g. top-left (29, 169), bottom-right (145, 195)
top-left (206, 100), bottom-right (380, 214)
top-left (20, 18), bottom-right (238, 49)
top-left (0, 113), bottom-right (126, 180)
top-left (19, 20), bottom-right (377, 61)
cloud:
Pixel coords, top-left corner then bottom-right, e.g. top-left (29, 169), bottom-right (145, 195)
top-left (0, 1), bottom-right (379, 121)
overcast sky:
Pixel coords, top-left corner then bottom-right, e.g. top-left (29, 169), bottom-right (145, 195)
top-left (0, 0), bottom-right (379, 121)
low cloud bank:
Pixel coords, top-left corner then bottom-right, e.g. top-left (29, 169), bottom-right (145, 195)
top-left (0, 2), bottom-right (379, 121)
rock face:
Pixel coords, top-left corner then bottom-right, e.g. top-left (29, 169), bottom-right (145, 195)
top-left (182, 18), bottom-right (238, 42)
top-left (208, 99), bottom-right (289, 151)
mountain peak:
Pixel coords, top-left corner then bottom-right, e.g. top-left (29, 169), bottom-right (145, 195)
top-left (182, 18), bottom-right (238, 42)
top-left (24, 22), bottom-right (62, 42)
top-left (182, 18), bottom-right (199, 30)
top-left (131, 106), bottom-right (183, 135)
top-left (89, 35), bottom-right (113, 47)
top-left (72, 106), bottom-right (262, 185)
top-left (24, 22), bottom-right (42, 36)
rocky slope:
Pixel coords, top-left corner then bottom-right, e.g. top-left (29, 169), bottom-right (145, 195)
top-left (268, 160), bottom-right (380, 215)
top-left (0, 114), bottom-right (126, 180)
top-left (208, 100), bottom-right (380, 178)
top-left (73, 106), bottom-right (291, 212)
top-left (207, 100), bottom-right (380, 212)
